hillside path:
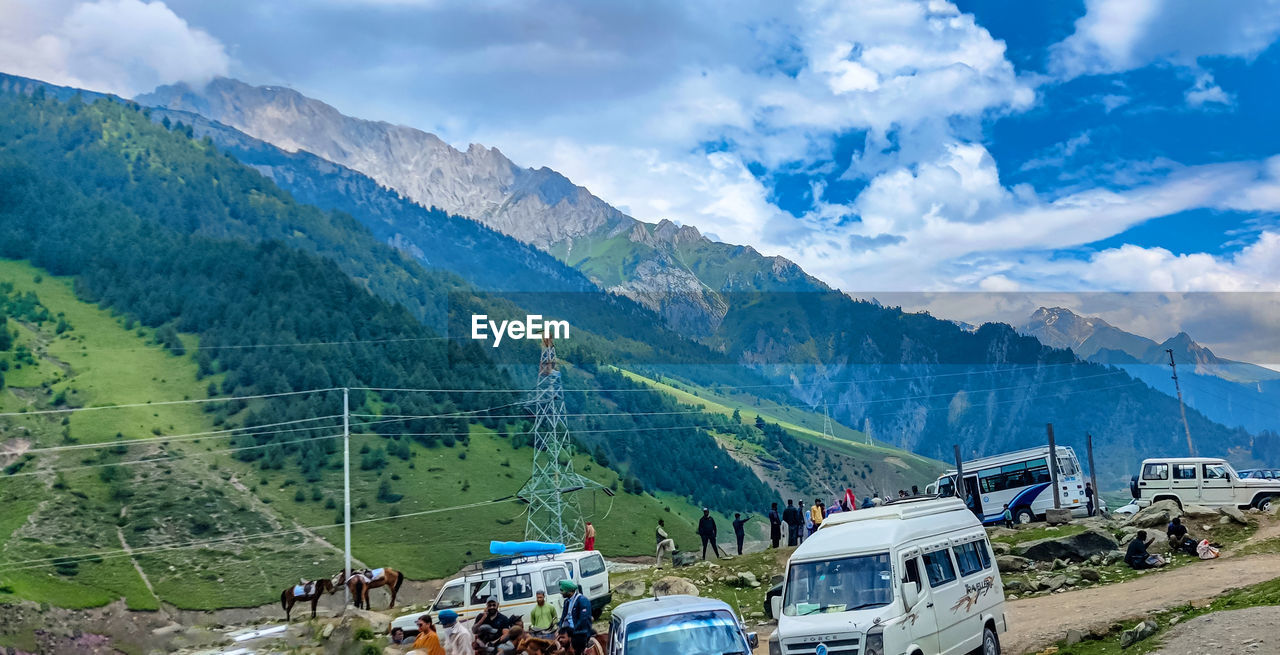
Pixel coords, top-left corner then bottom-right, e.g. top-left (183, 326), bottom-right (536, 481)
top-left (1147, 606), bottom-right (1278, 655)
top-left (1004, 553), bottom-right (1280, 654)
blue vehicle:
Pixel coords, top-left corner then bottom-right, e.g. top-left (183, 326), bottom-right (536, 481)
top-left (607, 595), bottom-right (757, 655)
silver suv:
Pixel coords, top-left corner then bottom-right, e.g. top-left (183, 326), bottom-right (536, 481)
top-left (606, 595), bottom-right (758, 655)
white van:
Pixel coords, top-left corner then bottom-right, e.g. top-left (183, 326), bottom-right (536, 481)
top-left (1132, 457), bottom-right (1280, 511)
top-left (770, 497), bottom-right (1007, 655)
top-left (390, 550), bottom-right (610, 635)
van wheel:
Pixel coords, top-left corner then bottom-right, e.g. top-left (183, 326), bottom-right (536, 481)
top-left (1015, 508), bottom-right (1034, 525)
top-left (981, 625), bottom-right (1001, 655)
top-left (1256, 497), bottom-right (1273, 512)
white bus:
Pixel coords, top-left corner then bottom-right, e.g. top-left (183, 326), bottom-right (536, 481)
top-left (932, 446), bottom-right (1090, 525)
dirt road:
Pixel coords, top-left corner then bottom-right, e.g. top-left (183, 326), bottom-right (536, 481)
top-left (1148, 606), bottom-right (1277, 655)
top-left (1003, 553), bottom-right (1280, 654)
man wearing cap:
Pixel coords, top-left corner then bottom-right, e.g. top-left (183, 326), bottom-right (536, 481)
top-left (558, 578), bottom-right (594, 654)
top-left (436, 609), bottom-right (473, 655)
top-left (473, 596), bottom-right (513, 652)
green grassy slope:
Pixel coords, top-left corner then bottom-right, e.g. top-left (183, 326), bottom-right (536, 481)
top-left (0, 260), bottom-right (725, 612)
top-left (616, 367), bottom-right (946, 494)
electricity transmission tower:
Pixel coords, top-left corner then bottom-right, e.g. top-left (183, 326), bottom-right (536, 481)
top-left (822, 404), bottom-right (835, 439)
top-left (520, 338), bottom-right (600, 547)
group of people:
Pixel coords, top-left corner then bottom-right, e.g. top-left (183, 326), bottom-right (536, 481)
top-left (388, 579), bottom-right (601, 655)
top-left (1124, 517), bottom-right (1222, 570)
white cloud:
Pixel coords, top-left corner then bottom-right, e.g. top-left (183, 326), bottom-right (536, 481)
top-left (0, 0), bottom-right (229, 97)
top-left (1185, 71), bottom-right (1232, 107)
top-left (1049, 0), bottom-right (1280, 78)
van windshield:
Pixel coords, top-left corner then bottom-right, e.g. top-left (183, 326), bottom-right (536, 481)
top-left (782, 552), bottom-right (893, 616)
top-left (624, 610), bottom-right (748, 655)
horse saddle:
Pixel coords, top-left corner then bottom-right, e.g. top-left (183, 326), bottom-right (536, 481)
top-left (358, 568), bottom-right (384, 583)
top-left (293, 582), bottom-right (316, 598)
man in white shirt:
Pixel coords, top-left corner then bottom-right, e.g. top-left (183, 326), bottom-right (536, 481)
top-left (437, 609), bottom-right (473, 655)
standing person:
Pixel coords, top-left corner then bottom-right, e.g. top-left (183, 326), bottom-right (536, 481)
top-left (412, 614), bottom-right (446, 655)
top-left (529, 591), bottom-right (559, 638)
top-left (1001, 504), bottom-right (1014, 529)
top-left (1085, 483), bottom-right (1096, 517)
top-left (438, 610), bottom-right (473, 655)
top-left (782, 500), bottom-right (801, 547)
top-left (911, 485), bottom-right (920, 496)
top-left (809, 499), bottom-right (824, 535)
top-left (558, 579), bottom-right (594, 654)
top-left (767, 503), bottom-right (782, 548)
top-left (655, 519), bottom-right (676, 567)
top-left (583, 522), bottom-right (596, 551)
top-left (732, 513), bottom-right (751, 555)
top-left (697, 508), bottom-right (725, 559)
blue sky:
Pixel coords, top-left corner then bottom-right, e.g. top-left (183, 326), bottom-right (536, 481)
top-left (2, 0), bottom-right (1279, 361)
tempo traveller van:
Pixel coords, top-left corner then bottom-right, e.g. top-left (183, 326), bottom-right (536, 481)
top-left (770, 497), bottom-right (1006, 655)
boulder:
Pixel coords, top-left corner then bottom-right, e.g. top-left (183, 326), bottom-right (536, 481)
top-left (672, 551), bottom-right (698, 567)
top-left (736, 571), bottom-right (761, 588)
top-left (1065, 629), bottom-right (1084, 645)
top-left (614, 579), bottom-right (646, 598)
top-left (1127, 500), bottom-right (1182, 528)
top-left (1045, 508), bottom-right (1073, 525)
top-left (652, 576), bottom-right (700, 597)
top-left (1080, 568), bottom-right (1101, 582)
top-left (1003, 579), bottom-right (1028, 594)
top-left (1015, 528), bottom-right (1121, 562)
top-left (990, 541), bottom-right (1012, 556)
top-left (341, 608), bottom-right (391, 635)
top-left (1220, 506), bottom-right (1248, 525)
top-left (1120, 620), bottom-right (1159, 647)
top-left (321, 623), bottom-right (335, 639)
top-left (1182, 504), bottom-right (1218, 518)
top-left (996, 555), bottom-right (1031, 573)
top-left (1044, 575), bottom-right (1067, 592)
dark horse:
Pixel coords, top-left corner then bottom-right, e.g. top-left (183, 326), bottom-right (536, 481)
top-left (335, 567), bottom-right (405, 609)
top-left (281, 578), bottom-right (335, 621)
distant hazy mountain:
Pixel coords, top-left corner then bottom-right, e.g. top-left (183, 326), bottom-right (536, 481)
top-left (138, 78), bottom-right (825, 335)
top-left (1023, 307), bottom-right (1280, 434)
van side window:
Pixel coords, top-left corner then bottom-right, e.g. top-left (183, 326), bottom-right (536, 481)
top-left (543, 567), bottom-right (569, 592)
top-left (1203, 464), bottom-right (1227, 480)
top-left (502, 573), bottom-right (533, 601)
top-left (1174, 464), bottom-right (1197, 480)
top-left (923, 550), bottom-right (957, 587)
top-left (953, 542), bottom-right (989, 576)
top-left (902, 557), bottom-right (922, 592)
top-left (1142, 463), bottom-right (1169, 480)
top-left (580, 553), bottom-right (606, 578)
top-left (436, 583), bottom-right (464, 610)
top-left (470, 579), bottom-right (497, 605)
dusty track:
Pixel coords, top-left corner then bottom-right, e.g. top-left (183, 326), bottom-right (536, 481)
top-left (1003, 553), bottom-right (1280, 654)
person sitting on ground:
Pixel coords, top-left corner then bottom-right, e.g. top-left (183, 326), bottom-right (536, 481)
top-left (1125, 530), bottom-right (1165, 570)
top-left (556, 627), bottom-right (604, 655)
top-left (410, 614), bottom-right (446, 655)
top-left (495, 625), bottom-right (526, 654)
top-left (390, 627), bottom-right (408, 645)
top-left (1166, 517), bottom-right (1199, 555)
top-left (522, 636), bottom-right (556, 655)
top-left (472, 596), bottom-right (513, 653)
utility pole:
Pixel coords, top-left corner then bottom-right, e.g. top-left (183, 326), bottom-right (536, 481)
top-left (1047, 423), bottom-right (1060, 509)
top-left (342, 387), bottom-right (351, 607)
top-left (953, 444), bottom-right (966, 501)
top-left (520, 338), bottom-right (601, 547)
top-left (1167, 349), bottom-right (1195, 456)
top-left (1087, 433), bottom-right (1099, 518)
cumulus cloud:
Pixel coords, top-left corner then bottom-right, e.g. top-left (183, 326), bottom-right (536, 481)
top-left (0, 0), bottom-right (229, 97)
top-left (1049, 0), bottom-right (1280, 78)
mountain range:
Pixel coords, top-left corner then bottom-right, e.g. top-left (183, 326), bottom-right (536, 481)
top-left (1023, 307), bottom-right (1280, 435)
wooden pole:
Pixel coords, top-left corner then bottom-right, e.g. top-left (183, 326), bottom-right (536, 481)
top-left (953, 444), bottom-right (969, 515)
top-left (1047, 423), bottom-right (1061, 509)
top-left (1087, 433), bottom-right (1100, 518)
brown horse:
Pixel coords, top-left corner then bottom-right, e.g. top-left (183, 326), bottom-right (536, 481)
top-left (335, 567), bottom-right (405, 609)
top-left (281, 578), bottom-right (334, 621)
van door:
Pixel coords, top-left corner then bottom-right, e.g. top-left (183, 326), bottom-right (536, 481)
top-left (1200, 462), bottom-right (1234, 506)
top-left (963, 476), bottom-right (983, 519)
top-left (896, 549), bottom-right (939, 655)
top-left (921, 543), bottom-right (968, 655)
top-left (1138, 462), bottom-right (1169, 500)
top-left (951, 536), bottom-right (998, 654)
top-left (500, 569), bottom-right (538, 623)
top-left (465, 575), bottom-right (500, 622)
top-left (576, 552), bottom-right (609, 603)
top-left (1171, 463), bottom-right (1199, 502)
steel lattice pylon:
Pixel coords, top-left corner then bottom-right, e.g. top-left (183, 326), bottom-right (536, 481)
top-left (519, 338), bottom-right (599, 547)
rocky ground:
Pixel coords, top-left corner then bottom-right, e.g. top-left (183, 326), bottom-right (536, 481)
top-left (1147, 606), bottom-right (1278, 655)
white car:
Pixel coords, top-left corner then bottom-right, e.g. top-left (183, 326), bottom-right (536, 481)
top-left (1131, 457), bottom-right (1280, 512)
top-left (770, 497), bottom-right (1007, 655)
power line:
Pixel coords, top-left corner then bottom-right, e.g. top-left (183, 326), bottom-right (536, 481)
top-left (16, 415), bottom-right (344, 456)
top-left (0, 496), bottom-right (521, 574)
top-left (0, 387), bottom-right (341, 418)
top-left (56, 335), bottom-right (455, 354)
